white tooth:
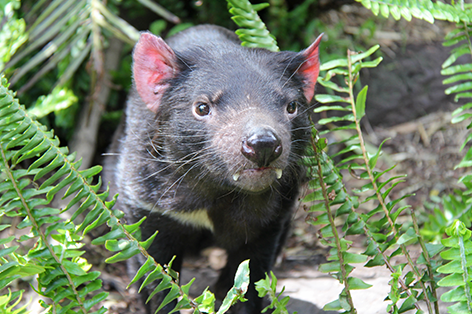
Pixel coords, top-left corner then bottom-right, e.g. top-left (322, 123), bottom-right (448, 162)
top-left (275, 169), bottom-right (283, 179)
top-left (233, 172), bottom-right (240, 181)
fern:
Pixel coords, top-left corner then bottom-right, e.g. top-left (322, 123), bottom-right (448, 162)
top-left (421, 191), bottom-right (472, 243)
top-left (5, 0), bottom-right (472, 313)
top-left (437, 220), bottom-right (472, 314)
top-left (255, 272), bottom-right (291, 314)
top-left (355, 0), bottom-right (472, 24)
top-left (305, 42), bottom-right (452, 313)
top-left (444, 22), bottom-right (472, 181)
top-left (5, 0), bottom-right (139, 93)
top-left (0, 290), bottom-right (28, 314)
top-left (226, 0), bottom-right (279, 52)
top-left (0, 0), bottom-right (278, 312)
top-left (303, 47), bottom-right (400, 314)
top-left (354, 0), bottom-right (472, 313)
top-left (0, 77), bottom-right (110, 313)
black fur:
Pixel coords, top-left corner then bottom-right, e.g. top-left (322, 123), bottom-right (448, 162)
top-left (108, 25), bottom-right (316, 314)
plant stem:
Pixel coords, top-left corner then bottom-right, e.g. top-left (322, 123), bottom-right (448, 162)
top-left (411, 210), bottom-right (440, 313)
top-left (313, 141), bottom-right (356, 313)
top-left (346, 49), bottom-right (431, 313)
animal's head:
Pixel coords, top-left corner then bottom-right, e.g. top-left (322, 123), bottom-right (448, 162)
top-left (132, 32), bottom-right (322, 193)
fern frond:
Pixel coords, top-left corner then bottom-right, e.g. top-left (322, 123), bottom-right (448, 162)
top-left (226, 0), bottom-right (279, 51)
top-left (437, 220), bottom-right (472, 314)
top-left (0, 0), bottom-right (27, 72)
top-left (308, 45), bottom-right (446, 312)
top-left (304, 135), bottom-right (371, 313)
top-left (0, 289), bottom-right (28, 314)
top-left (356, 0), bottom-right (472, 24)
top-left (0, 76), bottom-right (112, 313)
top-left (443, 22), bottom-right (472, 150)
top-left (5, 0), bottom-right (140, 93)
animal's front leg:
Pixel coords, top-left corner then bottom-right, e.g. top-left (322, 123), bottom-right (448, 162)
top-left (131, 212), bottom-right (188, 314)
top-left (214, 225), bottom-right (287, 314)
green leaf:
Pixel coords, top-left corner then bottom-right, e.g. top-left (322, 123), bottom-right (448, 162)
top-left (350, 45), bottom-right (380, 63)
top-left (233, 260), bottom-right (250, 291)
top-left (315, 94), bottom-right (350, 104)
top-left (396, 227), bottom-right (418, 245)
top-left (355, 86), bottom-right (367, 121)
top-left (438, 273), bottom-right (468, 287)
top-left (441, 286), bottom-right (468, 302)
top-left (62, 260), bottom-right (87, 276)
top-left (323, 298), bottom-right (343, 311)
top-left (217, 260), bottom-right (250, 314)
top-left (347, 276), bottom-right (372, 290)
top-left (319, 262), bottom-right (341, 273)
top-left (156, 284), bottom-right (181, 313)
top-left (398, 294), bottom-right (417, 312)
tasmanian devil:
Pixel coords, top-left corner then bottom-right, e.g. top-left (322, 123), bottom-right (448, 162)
top-left (109, 25), bottom-right (321, 313)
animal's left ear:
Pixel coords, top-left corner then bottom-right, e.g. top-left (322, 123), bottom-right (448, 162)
top-left (298, 34), bottom-right (323, 101)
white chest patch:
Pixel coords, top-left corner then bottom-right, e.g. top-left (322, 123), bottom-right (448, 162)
top-left (164, 209), bottom-right (214, 232)
top-left (131, 193), bottom-right (214, 231)
top-left (135, 199), bottom-right (214, 231)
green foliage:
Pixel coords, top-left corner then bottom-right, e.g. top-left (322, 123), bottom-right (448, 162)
top-left (329, 1), bottom-right (472, 314)
top-left (0, 0), bottom-right (27, 72)
top-left (226, 0), bottom-right (279, 51)
top-left (27, 86), bottom-right (78, 119)
top-left (0, 290), bottom-right (28, 314)
top-left (255, 272), bottom-right (290, 314)
top-left (305, 46), bottom-right (435, 314)
top-left (421, 192), bottom-right (472, 243)
top-left (0, 76), bottom-right (118, 313)
top-left (355, 0), bottom-right (472, 24)
top-left (438, 221), bottom-right (472, 314)
top-left (6, 0), bottom-right (141, 93)
top-left (216, 260), bottom-right (250, 314)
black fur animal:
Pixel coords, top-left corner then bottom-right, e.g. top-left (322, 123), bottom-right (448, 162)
top-left (109, 25), bottom-right (321, 314)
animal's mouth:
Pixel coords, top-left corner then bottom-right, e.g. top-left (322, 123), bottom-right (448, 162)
top-left (232, 167), bottom-right (283, 182)
top-left (228, 167), bottom-right (283, 192)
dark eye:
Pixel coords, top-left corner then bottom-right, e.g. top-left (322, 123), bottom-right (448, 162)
top-left (195, 102), bottom-right (210, 116)
top-left (287, 101), bottom-right (298, 115)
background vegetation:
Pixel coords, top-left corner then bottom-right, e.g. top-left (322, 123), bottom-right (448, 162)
top-left (1, 0), bottom-right (472, 314)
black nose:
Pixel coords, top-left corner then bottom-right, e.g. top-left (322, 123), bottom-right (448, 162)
top-left (241, 128), bottom-right (283, 168)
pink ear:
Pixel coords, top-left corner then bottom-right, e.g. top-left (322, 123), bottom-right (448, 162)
top-left (133, 33), bottom-right (178, 112)
top-left (298, 34), bottom-right (323, 101)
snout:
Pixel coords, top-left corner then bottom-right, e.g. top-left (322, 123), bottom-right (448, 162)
top-left (210, 110), bottom-right (291, 193)
top-left (241, 127), bottom-right (283, 168)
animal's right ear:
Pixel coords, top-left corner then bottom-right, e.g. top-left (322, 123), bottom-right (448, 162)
top-left (133, 33), bottom-right (178, 113)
